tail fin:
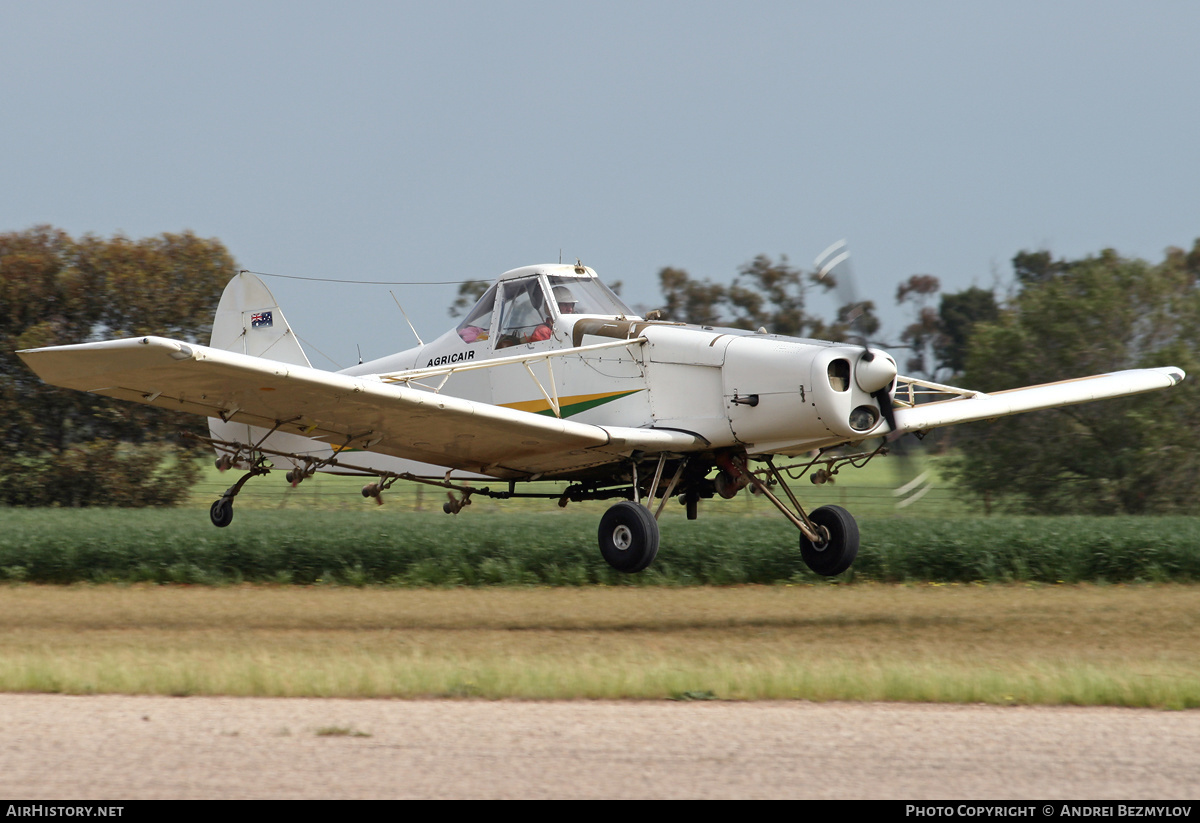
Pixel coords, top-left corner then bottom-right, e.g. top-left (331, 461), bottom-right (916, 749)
top-left (209, 271), bottom-right (311, 367)
top-left (208, 272), bottom-right (311, 465)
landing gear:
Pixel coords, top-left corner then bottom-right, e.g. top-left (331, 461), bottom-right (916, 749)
top-left (200, 423), bottom-right (362, 529)
top-left (595, 454), bottom-right (688, 573)
top-left (799, 505), bottom-right (859, 576)
top-left (210, 497), bottom-right (234, 527)
top-left (598, 501), bottom-right (660, 573)
top-left (714, 449), bottom-right (863, 577)
top-left (206, 448), bottom-right (272, 528)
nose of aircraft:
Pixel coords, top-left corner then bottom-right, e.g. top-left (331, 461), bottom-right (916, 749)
top-left (855, 348), bottom-right (898, 394)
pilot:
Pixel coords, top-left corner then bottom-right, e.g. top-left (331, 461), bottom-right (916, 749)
top-left (553, 285), bottom-right (578, 315)
top-left (527, 319), bottom-right (553, 342)
top-left (526, 286), bottom-right (578, 343)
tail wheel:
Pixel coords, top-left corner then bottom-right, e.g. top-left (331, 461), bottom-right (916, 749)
top-left (210, 498), bottom-right (234, 528)
top-left (800, 505), bottom-right (859, 576)
top-left (598, 501), bottom-right (660, 573)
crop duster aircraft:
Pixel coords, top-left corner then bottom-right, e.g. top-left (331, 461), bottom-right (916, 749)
top-left (18, 259), bottom-right (1186, 576)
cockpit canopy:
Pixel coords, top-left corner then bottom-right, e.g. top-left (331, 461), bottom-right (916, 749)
top-left (456, 266), bottom-right (634, 348)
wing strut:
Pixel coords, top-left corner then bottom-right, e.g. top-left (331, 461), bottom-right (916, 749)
top-left (523, 356), bottom-right (561, 418)
top-left (381, 336), bottom-right (648, 420)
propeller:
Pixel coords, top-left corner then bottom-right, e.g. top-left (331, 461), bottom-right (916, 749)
top-left (857, 352), bottom-right (899, 433)
top-left (814, 240), bottom-right (899, 434)
top-left (815, 239), bottom-right (870, 344)
top-left (814, 241), bottom-right (931, 511)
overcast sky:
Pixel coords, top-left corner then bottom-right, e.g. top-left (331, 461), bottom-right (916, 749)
top-left (3, 1), bottom-right (1198, 367)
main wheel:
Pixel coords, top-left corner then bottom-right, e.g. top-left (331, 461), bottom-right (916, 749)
top-left (210, 498), bottom-right (234, 528)
top-left (598, 501), bottom-right (661, 573)
top-left (799, 505), bottom-right (859, 576)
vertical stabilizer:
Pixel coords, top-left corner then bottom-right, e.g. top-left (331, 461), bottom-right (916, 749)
top-left (209, 271), bottom-right (311, 367)
top-left (208, 272), bottom-right (312, 463)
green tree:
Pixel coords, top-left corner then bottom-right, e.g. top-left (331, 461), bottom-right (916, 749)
top-left (657, 266), bottom-right (729, 326)
top-left (935, 286), bottom-right (999, 377)
top-left (448, 279), bottom-right (489, 318)
top-left (948, 245), bottom-right (1200, 514)
top-left (1011, 249), bottom-right (1073, 286)
top-left (0, 226), bottom-right (236, 506)
top-left (895, 274), bottom-right (942, 375)
top-left (890, 275), bottom-right (1001, 380)
top-left (656, 254), bottom-right (858, 338)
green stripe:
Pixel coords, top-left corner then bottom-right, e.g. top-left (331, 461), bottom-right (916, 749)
top-left (536, 390), bottom-right (643, 418)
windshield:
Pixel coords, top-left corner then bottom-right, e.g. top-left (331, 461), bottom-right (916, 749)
top-left (546, 275), bottom-right (633, 317)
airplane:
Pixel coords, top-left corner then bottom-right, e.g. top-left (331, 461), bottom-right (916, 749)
top-left (17, 258), bottom-right (1186, 577)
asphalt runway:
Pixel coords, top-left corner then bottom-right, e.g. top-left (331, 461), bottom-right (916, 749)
top-left (0, 695), bottom-right (1197, 799)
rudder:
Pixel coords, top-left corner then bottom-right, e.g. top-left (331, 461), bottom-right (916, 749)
top-left (208, 272), bottom-right (311, 463)
top-left (209, 271), bottom-right (311, 366)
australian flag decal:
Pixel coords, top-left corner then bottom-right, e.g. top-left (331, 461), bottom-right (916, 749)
top-left (251, 311), bottom-right (273, 328)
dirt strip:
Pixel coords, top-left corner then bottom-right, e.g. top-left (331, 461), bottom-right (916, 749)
top-left (0, 695), bottom-right (1197, 800)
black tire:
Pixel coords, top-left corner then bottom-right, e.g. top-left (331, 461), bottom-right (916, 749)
top-left (210, 498), bottom-right (234, 528)
top-left (799, 505), bottom-right (859, 576)
top-left (598, 501), bottom-right (661, 573)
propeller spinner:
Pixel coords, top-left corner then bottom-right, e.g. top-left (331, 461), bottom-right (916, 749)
top-left (816, 241), bottom-right (899, 433)
top-left (856, 348), bottom-right (899, 432)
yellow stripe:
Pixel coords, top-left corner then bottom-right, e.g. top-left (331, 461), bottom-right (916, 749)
top-left (500, 390), bottom-right (637, 415)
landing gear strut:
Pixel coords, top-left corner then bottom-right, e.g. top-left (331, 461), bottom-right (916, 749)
top-left (209, 462), bottom-right (270, 528)
top-left (719, 450), bottom-right (862, 577)
top-left (207, 449), bottom-right (272, 528)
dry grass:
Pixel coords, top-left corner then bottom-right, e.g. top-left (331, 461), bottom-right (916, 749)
top-left (0, 583), bottom-right (1197, 706)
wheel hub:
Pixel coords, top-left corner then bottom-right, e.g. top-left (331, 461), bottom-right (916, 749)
top-left (810, 525), bottom-right (832, 552)
top-left (612, 524), bottom-right (633, 551)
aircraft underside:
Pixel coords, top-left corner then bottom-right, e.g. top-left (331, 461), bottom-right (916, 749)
top-left (200, 424), bottom-right (880, 578)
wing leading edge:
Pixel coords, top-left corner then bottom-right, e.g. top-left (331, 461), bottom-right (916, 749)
top-left (17, 336), bottom-right (702, 478)
top-left (892, 367), bottom-right (1186, 434)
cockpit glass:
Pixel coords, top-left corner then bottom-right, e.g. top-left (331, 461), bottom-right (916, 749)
top-left (546, 275), bottom-right (633, 317)
top-left (456, 283), bottom-right (498, 343)
top-left (456, 274), bottom-right (633, 344)
top-left (494, 277), bottom-right (552, 349)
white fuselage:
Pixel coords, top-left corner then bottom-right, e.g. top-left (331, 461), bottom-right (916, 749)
top-left (344, 317), bottom-right (894, 460)
top-left (213, 263), bottom-right (896, 481)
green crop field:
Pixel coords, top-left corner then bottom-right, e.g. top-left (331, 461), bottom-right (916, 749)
top-left (1, 506), bottom-right (1199, 586)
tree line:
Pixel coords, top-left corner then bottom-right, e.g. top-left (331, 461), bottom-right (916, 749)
top-left (0, 226), bottom-right (235, 506)
top-left (3, 225), bottom-right (1199, 513)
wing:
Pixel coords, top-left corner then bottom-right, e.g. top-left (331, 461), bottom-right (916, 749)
top-left (17, 336), bottom-right (701, 478)
top-left (892, 367), bottom-right (1186, 434)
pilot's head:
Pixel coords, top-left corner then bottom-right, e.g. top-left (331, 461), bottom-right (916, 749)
top-left (553, 285), bottom-right (578, 314)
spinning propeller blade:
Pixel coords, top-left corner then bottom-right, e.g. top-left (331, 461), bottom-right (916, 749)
top-left (816, 240), bottom-right (926, 506)
top-left (873, 387), bottom-right (898, 432)
top-left (815, 239), bottom-right (865, 345)
top-left (816, 241), bottom-right (898, 433)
